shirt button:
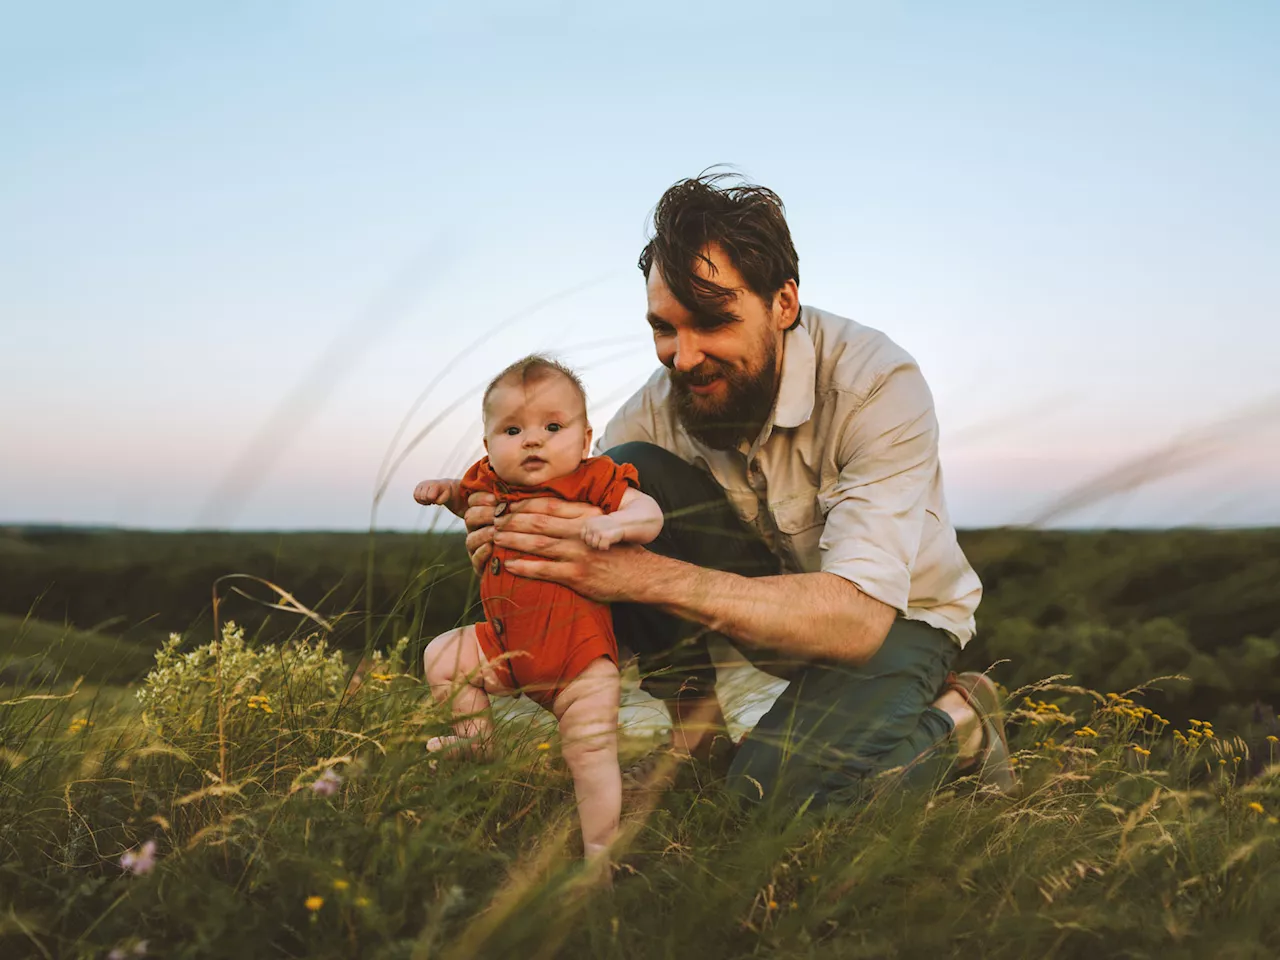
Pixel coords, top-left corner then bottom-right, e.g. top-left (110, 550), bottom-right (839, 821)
top-left (494, 501), bottom-right (507, 517)
top-left (492, 617), bottom-right (504, 637)
top-left (490, 556), bottom-right (502, 576)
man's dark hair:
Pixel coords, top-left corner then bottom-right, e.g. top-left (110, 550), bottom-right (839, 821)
top-left (638, 170), bottom-right (800, 316)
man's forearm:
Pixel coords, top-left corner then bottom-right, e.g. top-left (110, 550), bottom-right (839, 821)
top-left (629, 551), bottom-right (896, 666)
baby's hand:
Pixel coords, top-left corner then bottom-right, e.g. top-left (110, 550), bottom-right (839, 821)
top-left (581, 514), bottom-right (625, 551)
top-left (414, 479), bottom-right (456, 507)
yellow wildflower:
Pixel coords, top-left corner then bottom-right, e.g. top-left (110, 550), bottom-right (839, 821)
top-left (355, 896), bottom-right (371, 908)
top-left (305, 896), bottom-right (324, 911)
top-left (767, 900), bottom-right (778, 909)
top-left (332, 879), bottom-right (350, 892)
top-left (1267, 736), bottom-right (1278, 744)
top-left (1074, 727), bottom-right (1099, 738)
top-left (536, 742), bottom-right (551, 751)
top-left (1247, 802), bottom-right (1266, 815)
top-left (1189, 719), bottom-right (1202, 727)
top-left (1131, 745), bottom-right (1151, 757)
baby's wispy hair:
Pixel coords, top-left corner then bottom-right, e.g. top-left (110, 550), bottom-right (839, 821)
top-left (482, 354), bottom-right (588, 422)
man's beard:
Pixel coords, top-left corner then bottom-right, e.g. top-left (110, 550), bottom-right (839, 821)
top-left (669, 337), bottom-right (779, 451)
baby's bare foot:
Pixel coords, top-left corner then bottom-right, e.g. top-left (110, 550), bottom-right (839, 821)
top-left (426, 735), bottom-right (492, 760)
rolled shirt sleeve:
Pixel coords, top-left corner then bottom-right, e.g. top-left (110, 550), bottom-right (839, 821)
top-left (817, 361), bottom-right (939, 614)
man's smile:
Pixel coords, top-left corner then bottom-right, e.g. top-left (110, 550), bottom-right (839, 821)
top-left (686, 376), bottom-right (724, 396)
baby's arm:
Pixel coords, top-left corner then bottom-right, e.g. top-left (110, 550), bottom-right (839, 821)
top-left (581, 488), bottom-right (664, 551)
top-left (413, 479), bottom-right (466, 518)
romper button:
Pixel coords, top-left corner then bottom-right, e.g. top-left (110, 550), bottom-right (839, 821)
top-left (490, 556), bottom-right (502, 576)
top-left (492, 617), bottom-right (504, 637)
top-left (494, 501), bottom-right (507, 517)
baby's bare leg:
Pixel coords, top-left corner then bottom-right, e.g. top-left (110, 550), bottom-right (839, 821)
top-left (552, 658), bottom-right (622, 860)
top-left (422, 625), bottom-right (497, 751)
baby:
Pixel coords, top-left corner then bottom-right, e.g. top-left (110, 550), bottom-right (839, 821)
top-left (413, 354), bottom-right (664, 861)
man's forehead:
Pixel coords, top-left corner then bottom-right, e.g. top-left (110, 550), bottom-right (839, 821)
top-left (645, 248), bottom-right (747, 312)
top-left (647, 261), bottom-right (746, 322)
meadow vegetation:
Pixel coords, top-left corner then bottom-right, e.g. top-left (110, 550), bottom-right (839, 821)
top-left (1, 525), bottom-right (1278, 957)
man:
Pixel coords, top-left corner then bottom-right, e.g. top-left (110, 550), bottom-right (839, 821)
top-left (459, 173), bottom-right (1013, 808)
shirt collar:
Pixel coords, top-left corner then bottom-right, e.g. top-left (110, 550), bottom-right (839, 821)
top-left (771, 307), bottom-right (816, 430)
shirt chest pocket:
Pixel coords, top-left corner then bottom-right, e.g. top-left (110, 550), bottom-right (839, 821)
top-left (769, 494), bottom-right (825, 573)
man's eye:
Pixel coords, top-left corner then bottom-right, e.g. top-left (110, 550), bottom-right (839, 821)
top-left (651, 324), bottom-right (674, 337)
top-left (547, 423), bottom-right (561, 432)
top-left (505, 426), bottom-right (520, 436)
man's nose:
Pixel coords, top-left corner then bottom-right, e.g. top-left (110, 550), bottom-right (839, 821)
top-left (672, 330), bottom-right (706, 372)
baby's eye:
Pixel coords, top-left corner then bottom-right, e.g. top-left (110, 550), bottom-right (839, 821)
top-left (546, 422), bottom-right (562, 433)
top-left (505, 426), bottom-right (521, 436)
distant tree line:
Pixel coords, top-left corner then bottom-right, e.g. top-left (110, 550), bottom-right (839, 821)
top-left (2, 526), bottom-right (1277, 733)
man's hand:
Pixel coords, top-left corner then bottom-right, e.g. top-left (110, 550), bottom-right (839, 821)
top-left (581, 514), bottom-right (626, 551)
top-left (494, 499), bottom-right (660, 603)
top-left (463, 495), bottom-right (605, 575)
top-left (462, 492), bottom-right (497, 574)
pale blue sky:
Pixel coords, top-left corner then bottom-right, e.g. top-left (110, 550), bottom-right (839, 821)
top-left (3, 1), bottom-right (1278, 530)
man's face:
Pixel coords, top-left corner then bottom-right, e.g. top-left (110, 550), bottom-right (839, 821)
top-left (483, 374), bottom-right (592, 486)
top-left (645, 243), bottom-right (798, 450)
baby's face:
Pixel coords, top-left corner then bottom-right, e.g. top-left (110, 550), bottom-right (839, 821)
top-left (484, 373), bottom-right (592, 487)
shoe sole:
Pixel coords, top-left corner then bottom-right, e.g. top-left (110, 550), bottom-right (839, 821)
top-left (949, 672), bottom-right (1018, 794)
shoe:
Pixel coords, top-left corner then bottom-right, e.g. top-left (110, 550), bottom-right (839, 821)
top-left (621, 742), bottom-right (684, 796)
top-left (945, 671), bottom-right (1018, 795)
top-left (620, 734), bottom-right (737, 798)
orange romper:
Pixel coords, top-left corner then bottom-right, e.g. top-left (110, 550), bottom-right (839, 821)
top-left (459, 455), bottom-right (641, 709)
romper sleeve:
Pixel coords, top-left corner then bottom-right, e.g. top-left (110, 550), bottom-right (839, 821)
top-left (579, 457), bottom-right (641, 514)
top-left (457, 458), bottom-right (497, 502)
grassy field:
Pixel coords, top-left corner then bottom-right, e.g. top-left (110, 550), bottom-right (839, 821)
top-left (1, 527), bottom-right (1278, 957)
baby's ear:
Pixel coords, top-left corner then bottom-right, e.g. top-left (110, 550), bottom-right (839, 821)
top-left (582, 423), bottom-right (594, 457)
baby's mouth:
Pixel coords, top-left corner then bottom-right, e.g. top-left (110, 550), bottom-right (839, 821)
top-left (521, 456), bottom-right (547, 468)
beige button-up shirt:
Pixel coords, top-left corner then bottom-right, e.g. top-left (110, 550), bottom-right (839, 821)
top-left (598, 305), bottom-right (982, 648)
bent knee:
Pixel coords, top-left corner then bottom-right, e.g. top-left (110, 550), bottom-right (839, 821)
top-left (604, 441), bottom-right (686, 487)
top-left (423, 628), bottom-right (472, 687)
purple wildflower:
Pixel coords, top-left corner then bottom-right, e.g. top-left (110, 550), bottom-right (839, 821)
top-left (310, 767), bottom-right (343, 797)
top-left (119, 840), bottom-right (157, 876)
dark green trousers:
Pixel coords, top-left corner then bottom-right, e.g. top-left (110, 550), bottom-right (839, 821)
top-left (607, 441), bottom-right (960, 810)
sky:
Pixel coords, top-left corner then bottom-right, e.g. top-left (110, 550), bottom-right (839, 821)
top-left (3, 1), bottom-right (1278, 531)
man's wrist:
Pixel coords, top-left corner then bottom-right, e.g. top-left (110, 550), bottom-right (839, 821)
top-left (623, 548), bottom-right (690, 606)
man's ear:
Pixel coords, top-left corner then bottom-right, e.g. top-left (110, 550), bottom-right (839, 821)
top-left (482, 436), bottom-right (489, 453)
top-left (774, 278), bottom-right (800, 331)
